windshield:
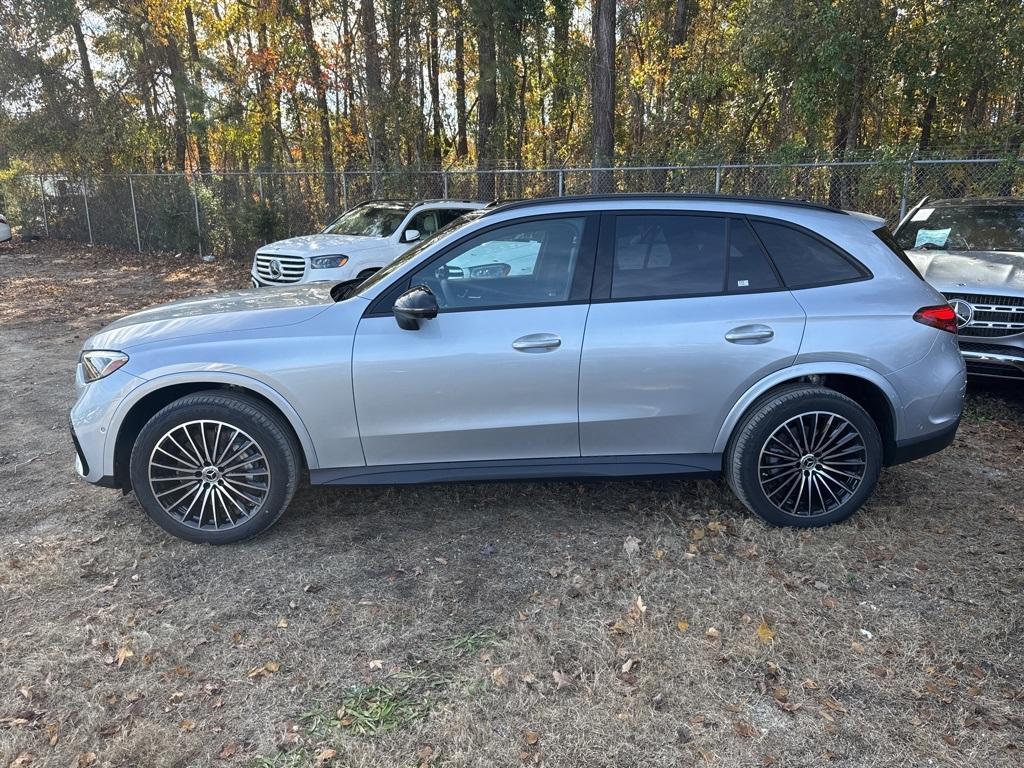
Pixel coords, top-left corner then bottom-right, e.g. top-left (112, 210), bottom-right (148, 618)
top-left (322, 204), bottom-right (411, 237)
top-left (350, 211), bottom-right (485, 298)
top-left (895, 203), bottom-right (1024, 252)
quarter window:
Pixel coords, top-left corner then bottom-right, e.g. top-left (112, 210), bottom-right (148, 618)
top-left (611, 215), bottom-right (727, 299)
top-left (750, 220), bottom-right (863, 288)
top-left (408, 217), bottom-right (586, 310)
top-left (727, 219), bottom-right (781, 292)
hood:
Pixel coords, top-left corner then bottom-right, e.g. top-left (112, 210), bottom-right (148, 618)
top-left (257, 233), bottom-right (394, 257)
top-left (907, 249), bottom-right (1024, 296)
top-left (86, 283), bottom-right (337, 351)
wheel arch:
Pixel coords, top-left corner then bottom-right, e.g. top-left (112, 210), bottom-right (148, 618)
top-left (107, 373), bottom-right (318, 491)
top-left (715, 364), bottom-right (902, 463)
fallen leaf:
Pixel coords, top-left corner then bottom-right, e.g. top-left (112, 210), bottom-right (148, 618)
top-left (623, 536), bottom-right (641, 558)
top-left (16, 686), bottom-right (32, 701)
top-left (314, 747), bottom-right (337, 766)
top-left (654, 547), bottom-right (666, 560)
top-left (115, 646), bottom-right (134, 668)
top-left (217, 743), bottom-right (238, 760)
top-left (523, 730), bottom-right (540, 746)
top-left (706, 627), bottom-right (721, 639)
top-left (275, 617), bottom-right (289, 629)
top-left (801, 678), bottom-right (820, 690)
top-left (676, 618), bottom-right (690, 633)
top-left (491, 667), bottom-right (510, 688)
top-left (707, 521), bottom-right (727, 534)
top-left (552, 670), bottom-right (572, 689)
top-left (756, 618), bottom-right (775, 645)
top-left (416, 744), bottom-right (434, 763)
top-left (97, 578), bottom-right (119, 593)
top-left (368, 659), bottom-right (384, 670)
top-left (247, 661), bottom-right (281, 678)
top-left (690, 527), bottom-right (705, 541)
top-left (46, 721), bottom-right (59, 746)
top-left (851, 641), bottom-right (865, 654)
top-left (76, 754), bottom-right (97, 768)
top-left (179, 719), bottom-right (196, 731)
top-left (8, 752), bottom-right (33, 767)
top-left (734, 720), bottom-right (760, 738)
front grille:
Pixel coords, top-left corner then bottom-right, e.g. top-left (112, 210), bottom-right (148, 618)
top-left (254, 252), bottom-right (307, 283)
top-left (943, 292), bottom-right (1024, 337)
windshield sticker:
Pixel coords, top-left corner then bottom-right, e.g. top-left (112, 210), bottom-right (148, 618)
top-left (911, 207), bottom-right (934, 222)
top-left (914, 228), bottom-right (951, 249)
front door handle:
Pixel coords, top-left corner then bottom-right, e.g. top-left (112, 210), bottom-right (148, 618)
top-left (725, 324), bottom-right (775, 344)
top-left (512, 333), bottom-right (562, 352)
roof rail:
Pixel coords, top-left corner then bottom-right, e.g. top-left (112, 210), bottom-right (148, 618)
top-left (481, 193), bottom-right (848, 216)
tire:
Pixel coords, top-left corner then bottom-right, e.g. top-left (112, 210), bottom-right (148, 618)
top-left (725, 385), bottom-right (882, 527)
top-left (129, 390), bottom-right (302, 544)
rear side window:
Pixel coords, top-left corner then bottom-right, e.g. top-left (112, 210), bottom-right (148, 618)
top-left (611, 215), bottom-right (726, 299)
top-left (751, 220), bottom-right (864, 289)
top-left (727, 219), bottom-right (781, 292)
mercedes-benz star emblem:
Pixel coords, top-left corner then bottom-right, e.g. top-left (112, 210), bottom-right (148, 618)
top-left (949, 298), bottom-right (974, 329)
top-left (268, 259), bottom-right (283, 280)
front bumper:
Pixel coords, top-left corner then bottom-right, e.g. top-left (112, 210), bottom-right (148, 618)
top-left (958, 340), bottom-right (1024, 381)
top-left (70, 365), bottom-right (146, 485)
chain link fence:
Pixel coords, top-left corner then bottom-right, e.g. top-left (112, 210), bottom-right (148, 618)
top-left (1, 156), bottom-right (1020, 259)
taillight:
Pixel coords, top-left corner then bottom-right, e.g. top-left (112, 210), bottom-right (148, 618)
top-left (913, 305), bottom-right (958, 334)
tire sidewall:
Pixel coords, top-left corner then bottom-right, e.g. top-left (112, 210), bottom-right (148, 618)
top-left (732, 390), bottom-right (882, 527)
top-left (130, 399), bottom-right (296, 544)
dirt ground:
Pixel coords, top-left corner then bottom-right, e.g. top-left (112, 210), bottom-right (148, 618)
top-left (0, 239), bottom-right (1022, 768)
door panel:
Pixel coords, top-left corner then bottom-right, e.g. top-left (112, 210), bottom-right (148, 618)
top-left (353, 306), bottom-right (589, 465)
top-left (579, 292), bottom-right (806, 456)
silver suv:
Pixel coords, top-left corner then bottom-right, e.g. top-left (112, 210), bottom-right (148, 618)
top-left (71, 195), bottom-right (966, 543)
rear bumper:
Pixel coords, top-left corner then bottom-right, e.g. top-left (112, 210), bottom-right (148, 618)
top-left (887, 417), bottom-right (960, 466)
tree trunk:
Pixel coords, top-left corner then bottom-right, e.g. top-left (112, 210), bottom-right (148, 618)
top-left (164, 35), bottom-right (190, 172)
top-left (255, 22), bottom-right (276, 173)
top-left (454, 1), bottom-right (469, 159)
top-left (591, 0), bottom-right (616, 192)
top-left (474, 1), bottom-right (497, 199)
top-left (550, 0), bottom-right (571, 160)
top-left (184, 4), bottom-right (212, 175)
top-left (69, 3), bottom-right (112, 171)
top-left (360, 0), bottom-right (387, 169)
top-left (296, 0), bottom-right (337, 207)
top-left (427, 2), bottom-right (444, 164)
top-left (671, 0), bottom-right (695, 46)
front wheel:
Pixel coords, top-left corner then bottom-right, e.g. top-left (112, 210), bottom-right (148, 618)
top-left (725, 386), bottom-right (882, 527)
top-left (129, 391), bottom-right (301, 543)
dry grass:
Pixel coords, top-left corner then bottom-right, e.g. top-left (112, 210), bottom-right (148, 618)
top-left (1, 239), bottom-right (1022, 768)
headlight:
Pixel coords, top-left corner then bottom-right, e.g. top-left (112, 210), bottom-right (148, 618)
top-left (80, 350), bottom-right (129, 383)
top-left (310, 255), bottom-right (349, 270)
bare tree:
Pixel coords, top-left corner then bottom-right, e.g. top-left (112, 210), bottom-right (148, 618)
top-left (591, 0), bottom-right (615, 192)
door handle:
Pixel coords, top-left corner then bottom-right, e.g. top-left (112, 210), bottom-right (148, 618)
top-left (725, 324), bottom-right (775, 344)
top-left (512, 333), bottom-right (562, 352)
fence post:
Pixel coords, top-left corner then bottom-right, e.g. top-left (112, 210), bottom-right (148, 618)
top-left (442, 170), bottom-right (449, 199)
top-left (38, 175), bottom-right (49, 237)
top-left (715, 165), bottom-right (722, 193)
top-left (897, 151), bottom-right (916, 223)
top-left (128, 175), bottom-right (142, 253)
top-left (191, 174), bottom-right (204, 260)
top-left (557, 169), bottom-right (564, 197)
top-left (341, 172), bottom-right (349, 211)
top-left (82, 176), bottom-right (94, 245)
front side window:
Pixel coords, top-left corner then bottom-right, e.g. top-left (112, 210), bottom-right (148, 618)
top-left (409, 217), bottom-right (586, 310)
top-left (751, 220), bottom-right (864, 289)
top-left (611, 215), bottom-right (727, 299)
top-left (894, 204), bottom-right (1024, 252)
top-left (323, 204), bottom-right (412, 237)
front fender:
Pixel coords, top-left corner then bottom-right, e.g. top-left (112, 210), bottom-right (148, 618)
top-left (104, 370), bottom-right (320, 476)
top-left (712, 362), bottom-right (903, 454)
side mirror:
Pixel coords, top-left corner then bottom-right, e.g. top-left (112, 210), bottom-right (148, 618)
top-left (393, 285), bottom-right (439, 330)
top-left (403, 228), bottom-right (420, 243)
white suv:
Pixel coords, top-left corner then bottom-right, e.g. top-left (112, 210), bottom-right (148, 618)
top-left (251, 199), bottom-right (485, 287)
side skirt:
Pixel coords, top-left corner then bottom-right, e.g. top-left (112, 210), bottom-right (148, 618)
top-left (309, 453), bottom-right (722, 486)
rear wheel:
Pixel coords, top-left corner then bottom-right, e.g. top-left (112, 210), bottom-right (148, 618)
top-left (725, 386), bottom-right (882, 527)
top-left (129, 391), bottom-right (301, 543)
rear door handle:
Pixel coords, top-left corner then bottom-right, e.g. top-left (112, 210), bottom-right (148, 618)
top-left (725, 324), bottom-right (774, 344)
top-left (512, 333), bottom-right (562, 352)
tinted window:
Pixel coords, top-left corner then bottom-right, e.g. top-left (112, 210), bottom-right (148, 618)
top-left (409, 217), bottom-right (585, 310)
top-left (612, 215), bottom-right (726, 299)
top-left (727, 219), bottom-right (780, 292)
top-left (406, 208), bottom-right (474, 239)
top-left (751, 221), bottom-right (863, 288)
top-left (894, 204), bottom-right (1024, 252)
